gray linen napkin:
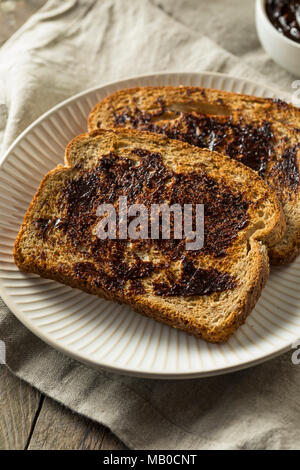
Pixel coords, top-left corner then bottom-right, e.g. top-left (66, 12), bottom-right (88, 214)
top-left (0, 0), bottom-right (300, 450)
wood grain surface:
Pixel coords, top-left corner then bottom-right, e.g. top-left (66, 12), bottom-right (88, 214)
top-left (0, 366), bottom-right (126, 450)
top-left (0, 1), bottom-right (126, 450)
top-left (0, 366), bottom-right (40, 449)
top-left (28, 396), bottom-right (127, 450)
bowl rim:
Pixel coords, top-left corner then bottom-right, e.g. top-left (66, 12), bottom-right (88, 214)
top-left (257, 0), bottom-right (300, 49)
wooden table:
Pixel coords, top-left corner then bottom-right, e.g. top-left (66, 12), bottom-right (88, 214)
top-left (0, 0), bottom-right (125, 450)
top-left (0, 367), bottom-right (126, 450)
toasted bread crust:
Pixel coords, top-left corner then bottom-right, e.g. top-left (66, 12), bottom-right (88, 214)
top-left (14, 241), bottom-right (269, 343)
top-left (88, 86), bottom-right (300, 132)
top-left (14, 129), bottom-right (285, 342)
top-left (88, 86), bottom-right (300, 264)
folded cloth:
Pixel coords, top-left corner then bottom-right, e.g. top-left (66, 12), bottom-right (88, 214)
top-left (0, 0), bottom-right (299, 450)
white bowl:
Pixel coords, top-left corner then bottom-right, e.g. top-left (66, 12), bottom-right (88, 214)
top-left (255, 0), bottom-right (300, 76)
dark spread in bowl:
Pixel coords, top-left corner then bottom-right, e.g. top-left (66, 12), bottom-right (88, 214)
top-left (266, 0), bottom-right (300, 44)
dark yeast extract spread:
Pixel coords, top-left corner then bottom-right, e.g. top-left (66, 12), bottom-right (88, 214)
top-left (266, 0), bottom-right (300, 44)
top-left (112, 97), bottom-right (299, 196)
top-left (34, 150), bottom-right (250, 297)
top-left (113, 99), bottom-right (275, 178)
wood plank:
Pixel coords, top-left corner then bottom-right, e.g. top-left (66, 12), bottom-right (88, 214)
top-left (28, 396), bottom-right (127, 450)
top-left (0, 366), bottom-right (41, 450)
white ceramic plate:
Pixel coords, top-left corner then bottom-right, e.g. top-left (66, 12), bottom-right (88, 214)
top-left (0, 72), bottom-right (299, 379)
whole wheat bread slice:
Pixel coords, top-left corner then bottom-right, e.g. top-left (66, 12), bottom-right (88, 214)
top-left (14, 129), bottom-right (285, 342)
top-left (88, 86), bottom-right (300, 264)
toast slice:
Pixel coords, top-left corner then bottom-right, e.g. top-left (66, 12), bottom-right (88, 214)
top-left (88, 86), bottom-right (300, 264)
top-left (14, 129), bottom-right (285, 342)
